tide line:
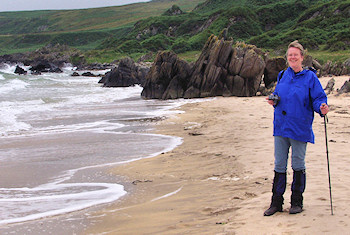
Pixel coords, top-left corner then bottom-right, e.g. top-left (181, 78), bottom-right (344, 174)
top-left (151, 186), bottom-right (183, 202)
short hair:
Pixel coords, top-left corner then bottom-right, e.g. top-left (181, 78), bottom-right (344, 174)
top-left (287, 40), bottom-right (305, 56)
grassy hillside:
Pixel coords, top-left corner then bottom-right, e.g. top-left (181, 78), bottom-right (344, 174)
top-left (249, 0), bottom-right (350, 51)
top-left (0, 0), bottom-right (349, 64)
top-left (97, 0), bottom-right (349, 57)
top-left (0, 0), bottom-right (205, 54)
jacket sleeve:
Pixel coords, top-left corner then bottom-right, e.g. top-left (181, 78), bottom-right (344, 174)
top-left (309, 73), bottom-right (327, 116)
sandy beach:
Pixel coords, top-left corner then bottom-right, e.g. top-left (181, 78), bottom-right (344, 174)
top-left (87, 76), bottom-right (350, 234)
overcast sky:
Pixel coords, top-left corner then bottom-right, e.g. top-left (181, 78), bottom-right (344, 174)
top-left (0, 0), bottom-right (151, 12)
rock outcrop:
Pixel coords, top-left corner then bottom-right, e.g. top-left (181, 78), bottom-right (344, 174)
top-left (324, 78), bottom-right (335, 94)
top-left (163, 5), bottom-right (184, 16)
top-left (14, 65), bottom-right (27, 75)
top-left (29, 60), bottom-right (63, 74)
top-left (0, 44), bottom-right (109, 72)
top-left (99, 57), bottom-right (149, 87)
top-left (141, 35), bottom-right (266, 99)
top-left (263, 57), bottom-right (287, 88)
top-left (141, 51), bottom-right (192, 99)
top-left (338, 78), bottom-right (350, 95)
top-left (185, 37), bottom-right (265, 98)
top-left (81, 72), bottom-right (101, 77)
top-left (322, 59), bottom-right (350, 76)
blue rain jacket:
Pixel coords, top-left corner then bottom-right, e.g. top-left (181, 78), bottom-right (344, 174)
top-left (273, 67), bottom-right (327, 143)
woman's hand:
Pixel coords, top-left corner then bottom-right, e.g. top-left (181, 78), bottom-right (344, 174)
top-left (320, 103), bottom-right (329, 115)
top-left (266, 97), bottom-right (274, 106)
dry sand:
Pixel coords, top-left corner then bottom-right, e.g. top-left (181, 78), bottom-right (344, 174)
top-left (87, 76), bottom-right (350, 234)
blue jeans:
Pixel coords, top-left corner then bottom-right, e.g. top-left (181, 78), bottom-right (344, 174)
top-left (274, 136), bottom-right (307, 173)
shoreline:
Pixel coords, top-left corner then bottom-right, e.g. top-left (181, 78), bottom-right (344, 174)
top-left (88, 76), bottom-right (350, 234)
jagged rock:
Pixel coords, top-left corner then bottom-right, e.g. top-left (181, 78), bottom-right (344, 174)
top-left (301, 55), bottom-right (321, 72)
top-left (76, 62), bottom-right (115, 71)
top-left (137, 52), bottom-right (154, 63)
top-left (303, 55), bottom-right (314, 68)
top-left (263, 57), bottom-right (287, 88)
top-left (344, 58), bottom-right (350, 67)
top-left (0, 53), bottom-right (28, 65)
top-left (301, 55), bottom-right (322, 76)
top-left (163, 5), bottom-right (184, 16)
top-left (338, 79), bottom-right (350, 95)
top-left (184, 36), bottom-right (231, 98)
top-left (51, 67), bottom-right (63, 73)
top-left (312, 59), bottom-right (322, 70)
top-left (324, 78), bottom-right (335, 94)
top-left (184, 36), bottom-right (266, 98)
top-left (81, 72), bottom-right (99, 77)
top-left (29, 61), bottom-right (61, 73)
top-left (141, 35), bottom-right (266, 99)
top-left (71, 72), bottom-right (80, 76)
top-left (14, 65), bottom-right (27, 75)
top-left (141, 51), bottom-right (192, 99)
top-left (0, 44), bottom-right (87, 71)
top-left (322, 60), bottom-right (350, 76)
top-left (100, 57), bottom-right (149, 87)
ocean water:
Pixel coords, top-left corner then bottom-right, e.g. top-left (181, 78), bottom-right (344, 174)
top-left (0, 63), bottom-right (192, 232)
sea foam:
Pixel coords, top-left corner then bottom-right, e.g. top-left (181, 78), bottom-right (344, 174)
top-left (0, 182), bottom-right (126, 225)
top-left (0, 66), bottom-right (190, 228)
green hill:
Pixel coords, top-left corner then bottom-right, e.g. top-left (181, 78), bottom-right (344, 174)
top-left (96, 0), bottom-right (349, 62)
top-left (0, 0), bottom-right (349, 63)
top-left (0, 0), bottom-right (204, 54)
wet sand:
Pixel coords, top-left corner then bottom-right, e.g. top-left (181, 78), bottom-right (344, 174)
top-left (87, 76), bottom-right (350, 234)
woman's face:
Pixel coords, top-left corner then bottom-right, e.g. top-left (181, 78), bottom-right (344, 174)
top-left (287, 47), bottom-right (304, 72)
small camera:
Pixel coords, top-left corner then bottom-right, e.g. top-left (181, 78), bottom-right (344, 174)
top-left (268, 94), bottom-right (280, 106)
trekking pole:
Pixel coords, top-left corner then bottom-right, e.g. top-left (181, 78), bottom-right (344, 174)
top-left (323, 114), bottom-right (334, 215)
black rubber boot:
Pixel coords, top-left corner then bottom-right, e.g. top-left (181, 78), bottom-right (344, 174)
top-left (264, 171), bottom-right (287, 216)
top-left (289, 170), bottom-right (306, 214)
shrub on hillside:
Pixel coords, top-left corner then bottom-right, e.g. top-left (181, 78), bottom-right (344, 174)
top-left (171, 37), bottom-right (191, 53)
top-left (187, 31), bottom-right (213, 51)
top-left (193, 7), bottom-right (263, 41)
top-left (117, 40), bottom-right (144, 53)
top-left (326, 30), bottom-right (350, 51)
top-left (175, 14), bottom-right (208, 36)
top-left (140, 34), bottom-right (172, 51)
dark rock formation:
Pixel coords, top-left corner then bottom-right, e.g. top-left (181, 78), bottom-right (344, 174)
top-left (81, 72), bottom-right (100, 77)
top-left (0, 44), bottom-right (92, 72)
top-left (163, 5), bottom-right (184, 16)
top-left (338, 78), bottom-right (350, 95)
top-left (141, 51), bottom-right (192, 99)
top-left (263, 57), bottom-right (287, 88)
top-left (14, 65), bottom-right (27, 75)
top-left (100, 57), bottom-right (149, 87)
top-left (184, 35), bottom-right (266, 98)
top-left (324, 78), bottom-right (335, 94)
top-left (0, 53), bottom-right (28, 65)
top-left (322, 59), bottom-right (350, 76)
top-left (29, 60), bottom-right (63, 73)
top-left (75, 62), bottom-right (116, 71)
top-left (302, 55), bottom-right (323, 76)
top-left (71, 72), bottom-right (80, 76)
top-left (141, 35), bottom-right (266, 99)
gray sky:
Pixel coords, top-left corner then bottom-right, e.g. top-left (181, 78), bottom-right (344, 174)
top-left (0, 0), bottom-right (151, 12)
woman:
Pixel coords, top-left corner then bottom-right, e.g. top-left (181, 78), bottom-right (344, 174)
top-left (264, 40), bottom-right (329, 216)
